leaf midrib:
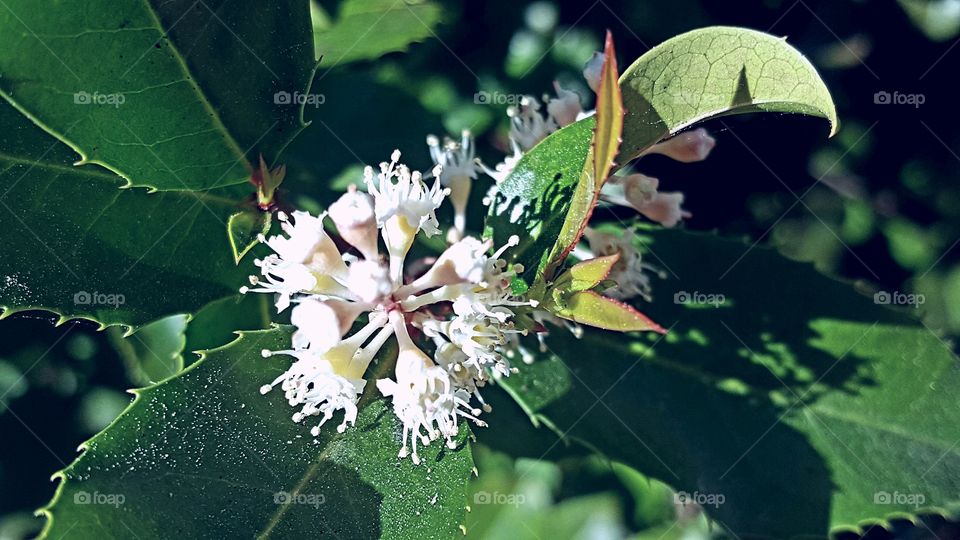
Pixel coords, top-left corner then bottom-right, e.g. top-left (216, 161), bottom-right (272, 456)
top-left (255, 339), bottom-right (399, 538)
top-left (256, 445), bottom-right (334, 539)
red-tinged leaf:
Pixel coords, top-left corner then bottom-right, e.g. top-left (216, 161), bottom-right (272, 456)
top-left (564, 254), bottom-right (621, 292)
top-left (545, 30), bottom-right (624, 280)
top-left (553, 290), bottom-right (665, 334)
top-left (591, 30), bottom-right (624, 185)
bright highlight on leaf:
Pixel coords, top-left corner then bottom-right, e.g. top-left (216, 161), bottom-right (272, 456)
top-left (619, 26), bottom-right (840, 159)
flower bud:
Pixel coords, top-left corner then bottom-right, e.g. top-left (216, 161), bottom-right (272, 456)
top-left (646, 128), bottom-right (716, 163)
top-left (328, 186), bottom-right (379, 261)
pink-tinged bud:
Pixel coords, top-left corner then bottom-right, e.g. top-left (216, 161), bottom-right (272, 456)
top-left (603, 173), bottom-right (690, 228)
top-left (328, 185), bottom-right (379, 261)
top-left (621, 173), bottom-right (659, 208)
top-left (637, 192), bottom-right (690, 228)
top-left (583, 51), bottom-right (604, 93)
top-left (646, 128), bottom-right (716, 163)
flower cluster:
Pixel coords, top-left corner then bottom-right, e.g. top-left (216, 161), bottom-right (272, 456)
top-left (243, 151), bottom-right (526, 464)
top-left (245, 44), bottom-right (718, 461)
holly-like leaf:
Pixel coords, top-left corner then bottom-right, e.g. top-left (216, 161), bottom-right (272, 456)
top-left (492, 229), bottom-right (960, 538)
top-left (312, 0), bottom-right (442, 66)
top-left (619, 26), bottom-right (839, 159)
top-left (40, 328), bottom-right (474, 539)
top-left (487, 27), bottom-right (837, 292)
top-left (109, 314), bottom-right (188, 385)
top-left (183, 294), bottom-right (275, 365)
top-left (0, 0), bottom-right (316, 191)
top-left (0, 101), bottom-right (252, 330)
top-left (228, 210), bottom-right (273, 264)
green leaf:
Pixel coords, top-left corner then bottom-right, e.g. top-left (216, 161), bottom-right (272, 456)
top-left (465, 446), bottom-right (626, 539)
top-left (0, 101), bottom-right (252, 329)
top-left (0, 0), bottom-right (316, 190)
top-left (486, 118), bottom-right (595, 286)
top-left (109, 314), bottom-right (188, 385)
top-left (619, 26), bottom-right (839, 159)
top-left (40, 328), bottom-right (474, 539)
top-left (493, 229), bottom-right (960, 538)
top-left (312, 0), bottom-right (442, 65)
top-left (228, 210), bottom-right (273, 264)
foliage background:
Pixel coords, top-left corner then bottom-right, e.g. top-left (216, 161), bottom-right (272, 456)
top-left (2, 0), bottom-right (958, 538)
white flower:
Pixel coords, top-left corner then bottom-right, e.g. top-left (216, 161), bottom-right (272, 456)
top-left (509, 96), bottom-right (551, 151)
top-left (262, 211), bottom-right (332, 264)
top-left (478, 137), bottom-right (524, 187)
top-left (260, 313), bottom-right (393, 434)
top-left (398, 237), bottom-right (490, 295)
top-left (328, 186), bottom-right (379, 261)
top-left (427, 130), bottom-right (479, 185)
top-left (444, 312), bottom-right (514, 376)
top-left (364, 150), bottom-right (447, 284)
top-left (583, 51), bottom-right (604, 93)
top-left (240, 211), bottom-right (351, 310)
top-left (365, 150), bottom-right (446, 236)
top-left (376, 312), bottom-right (484, 464)
top-left (260, 351), bottom-right (365, 434)
top-left (508, 84), bottom-right (582, 152)
top-left (247, 155), bottom-right (531, 461)
top-left (427, 130), bottom-right (481, 241)
top-left (545, 81), bottom-right (582, 127)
